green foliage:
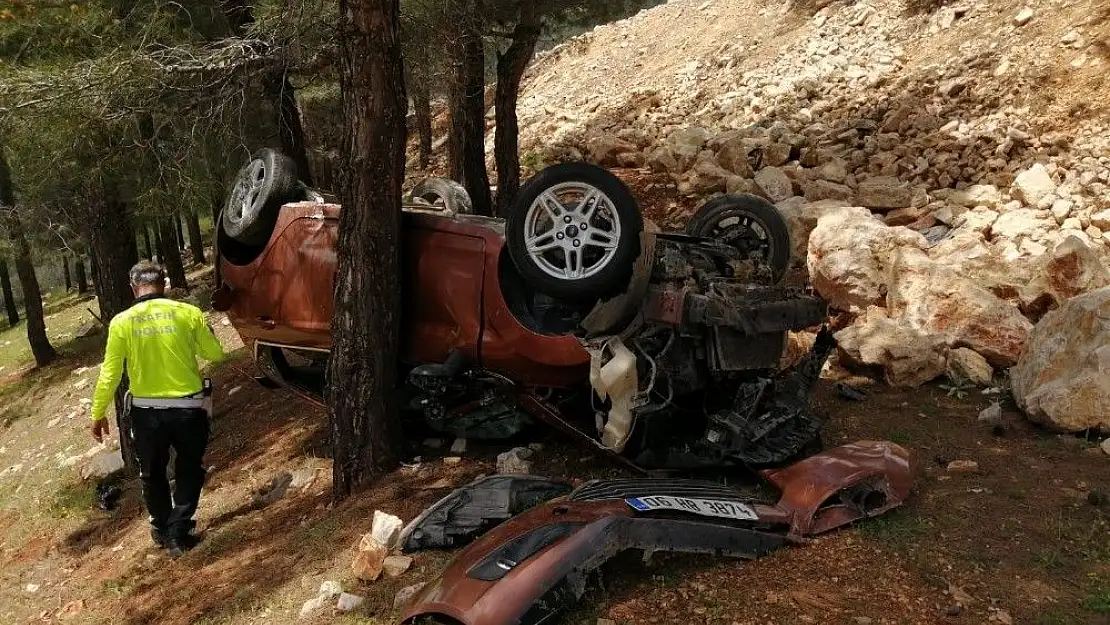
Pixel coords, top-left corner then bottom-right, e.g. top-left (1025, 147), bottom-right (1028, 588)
top-left (939, 375), bottom-right (974, 399)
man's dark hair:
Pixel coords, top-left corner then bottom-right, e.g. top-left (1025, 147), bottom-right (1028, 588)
top-left (129, 261), bottom-right (166, 287)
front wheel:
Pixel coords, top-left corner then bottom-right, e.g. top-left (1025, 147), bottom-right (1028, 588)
top-left (506, 163), bottom-right (643, 302)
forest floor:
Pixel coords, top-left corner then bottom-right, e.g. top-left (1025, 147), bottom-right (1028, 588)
top-left (0, 181), bottom-right (1107, 625)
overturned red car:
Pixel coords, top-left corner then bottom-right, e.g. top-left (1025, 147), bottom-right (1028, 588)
top-left (214, 149), bottom-right (833, 469)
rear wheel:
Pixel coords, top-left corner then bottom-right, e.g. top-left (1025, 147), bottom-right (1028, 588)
top-left (506, 163), bottom-right (643, 302)
top-left (686, 194), bottom-right (791, 283)
top-left (222, 149), bottom-right (300, 246)
top-left (410, 178), bottom-right (473, 214)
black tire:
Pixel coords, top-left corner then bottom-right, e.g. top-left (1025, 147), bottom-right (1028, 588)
top-left (222, 149), bottom-right (300, 246)
top-left (410, 178), bottom-right (473, 214)
top-left (506, 163), bottom-right (643, 302)
top-left (686, 194), bottom-right (791, 283)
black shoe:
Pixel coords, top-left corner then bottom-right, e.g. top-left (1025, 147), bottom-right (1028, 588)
top-left (166, 533), bottom-right (202, 559)
top-left (151, 528), bottom-right (170, 549)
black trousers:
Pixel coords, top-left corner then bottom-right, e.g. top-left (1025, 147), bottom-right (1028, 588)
top-left (129, 406), bottom-right (210, 539)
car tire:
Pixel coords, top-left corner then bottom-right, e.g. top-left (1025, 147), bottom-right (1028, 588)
top-left (506, 163), bottom-right (643, 302)
top-left (686, 194), bottom-right (791, 283)
top-left (410, 178), bottom-right (473, 214)
top-left (222, 149), bottom-right (300, 246)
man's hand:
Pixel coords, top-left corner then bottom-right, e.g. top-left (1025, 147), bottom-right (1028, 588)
top-left (90, 418), bottom-right (110, 443)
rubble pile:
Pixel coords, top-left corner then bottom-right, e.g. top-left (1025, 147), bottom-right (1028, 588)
top-left (511, 0), bottom-right (1110, 428)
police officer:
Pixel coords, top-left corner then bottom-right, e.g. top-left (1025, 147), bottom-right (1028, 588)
top-left (90, 261), bottom-right (226, 557)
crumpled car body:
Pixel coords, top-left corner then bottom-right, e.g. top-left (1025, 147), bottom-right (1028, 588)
top-left (398, 441), bottom-right (914, 625)
top-left (216, 184), bottom-right (832, 470)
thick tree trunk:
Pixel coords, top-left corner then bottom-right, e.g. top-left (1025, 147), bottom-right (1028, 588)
top-left (89, 190), bottom-right (139, 470)
top-left (0, 151), bottom-right (54, 366)
top-left (495, 6), bottom-right (543, 216)
top-left (264, 74), bottom-right (314, 186)
top-left (186, 209), bottom-right (206, 265)
top-left (329, 0), bottom-right (406, 500)
top-left (413, 82), bottom-right (433, 169)
top-left (158, 218), bottom-right (188, 289)
top-left (447, 6), bottom-right (492, 216)
top-left (62, 254), bottom-right (72, 292)
top-left (75, 257), bottom-right (88, 294)
top-left (0, 258), bottom-right (18, 326)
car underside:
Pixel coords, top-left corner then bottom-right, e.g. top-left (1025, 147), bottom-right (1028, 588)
top-left (214, 150), bottom-right (834, 470)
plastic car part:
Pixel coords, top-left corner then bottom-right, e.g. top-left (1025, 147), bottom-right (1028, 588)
top-left (586, 336), bottom-right (640, 452)
top-left (685, 194), bottom-right (792, 283)
top-left (398, 475), bottom-right (573, 553)
top-left (506, 163), bottom-right (644, 302)
top-left (398, 441), bottom-right (914, 625)
top-left (222, 148), bottom-right (300, 246)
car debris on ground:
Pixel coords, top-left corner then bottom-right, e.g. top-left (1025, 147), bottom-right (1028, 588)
top-left (396, 441), bottom-right (914, 624)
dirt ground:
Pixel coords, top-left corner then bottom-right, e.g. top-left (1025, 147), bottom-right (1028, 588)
top-left (0, 300), bottom-right (1107, 625)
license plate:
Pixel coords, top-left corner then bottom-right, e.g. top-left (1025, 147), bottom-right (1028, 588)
top-left (625, 495), bottom-right (758, 521)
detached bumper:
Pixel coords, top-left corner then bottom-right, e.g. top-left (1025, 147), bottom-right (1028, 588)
top-left (398, 441), bottom-right (914, 625)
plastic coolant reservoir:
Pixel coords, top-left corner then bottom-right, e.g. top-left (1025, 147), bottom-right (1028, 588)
top-left (587, 336), bottom-right (639, 452)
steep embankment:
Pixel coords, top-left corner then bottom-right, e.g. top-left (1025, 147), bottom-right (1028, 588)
top-left (510, 0), bottom-right (1110, 426)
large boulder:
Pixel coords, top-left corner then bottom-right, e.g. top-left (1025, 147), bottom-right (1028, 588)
top-left (802, 179), bottom-right (854, 202)
top-left (1011, 287), bottom-right (1110, 432)
top-left (991, 208), bottom-right (1056, 242)
top-left (777, 198), bottom-right (850, 263)
top-left (944, 184), bottom-right (1003, 209)
top-left (835, 307), bottom-right (947, 387)
top-left (887, 247), bottom-right (1033, 367)
top-left (807, 207), bottom-right (927, 311)
top-left (927, 230), bottom-right (1030, 301)
top-left (1011, 163), bottom-right (1057, 206)
top-left (856, 176), bottom-right (912, 210)
top-left (715, 136), bottom-right (756, 177)
top-left (1018, 235), bottom-right (1110, 319)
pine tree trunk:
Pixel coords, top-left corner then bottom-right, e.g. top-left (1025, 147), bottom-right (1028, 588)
top-left (329, 0), bottom-right (406, 499)
top-left (186, 209), bottom-right (206, 265)
top-left (154, 224), bottom-right (166, 264)
top-left (158, 218), bottom-right (188, 290)
top-left (88, 190), bottom-right (139, 470)
top-left (174, 213), bottom-right (186, 251)
top-left (264, 73), bottom-right (314, 186)
top-left (0, 151), bottom-right (54, 366)
top-left (495, 5), bottom-right (543, 216)
top-left (141, 227), bottom-right (153, 260)
top-left (447, 5), bottom-right (492, 216)
top-left (75, 257), bottom-right (88, 294)
top-left (0, 258), bottom-right (18, 327)
top-left (62, 254), bottom-right (72, 292)
top-left (413, 82), bottom-right (433, 169)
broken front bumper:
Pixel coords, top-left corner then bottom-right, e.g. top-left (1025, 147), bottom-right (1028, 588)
top-left (397, 441), bottom-right (914, 625)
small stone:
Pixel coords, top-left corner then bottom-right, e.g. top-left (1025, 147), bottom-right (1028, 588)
top-left (978, 403), bottom-right (1003, 425)
top-left (1052, 199), bottom-right (1074, 223)
top-left (24, 583), bottom-right (39, 593)
top-left (336, 592), bottom-right (365, 613)
top-left (856, 176), bottom-right (911, 210)
top-left (754, 166), bottom-right (794, 203)
top-left (1014, 7), bottom-right (1034, 25)
top-left (370, 510), bottom-right (404, 549)
top-left (251, 472), bottom-right (293, 507)
top-left (318, 580), bottom-right (343, 599)
top-left (73, 379), bottom-right (90, 391)
top-left (394, 583), bottom-right (427, 610)
top-left (290, 468), bottom-right (321, 489)
top-left (299, 595), bottom-right (329, 619)
top-left (351, 537), bottom-right (389, 581)
top-left (497, 447), bottom-right (534, 474)
top-left (383, 554), bottom-right (413, 578)
top-left (442, 456), bottom-right (462, 466)
top-left (946, 347), bottom-right (994, 386)
top-left (1012, 163), bottom-right (1057, 206)
top-left (449, 438), bottom-right (467, 454)
top-left (1102, 438), bottom-right (1110, 456)
top-left (947, 460), bottom-right (979, 473)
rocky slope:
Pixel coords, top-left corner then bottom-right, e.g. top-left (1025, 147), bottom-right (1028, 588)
top-left (509, 0), bottom-right (1110, 429)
